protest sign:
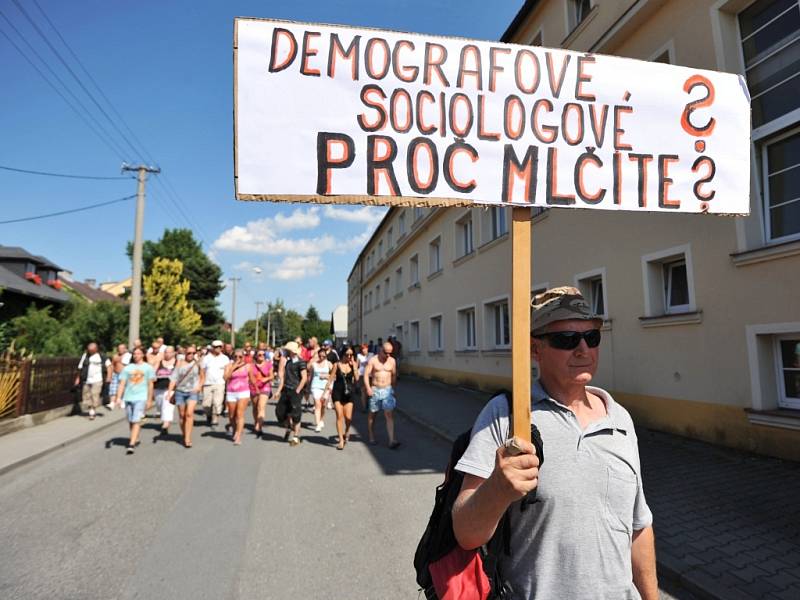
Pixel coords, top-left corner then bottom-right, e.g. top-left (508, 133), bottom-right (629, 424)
top-left (234, 18), bottom-right (750, 214)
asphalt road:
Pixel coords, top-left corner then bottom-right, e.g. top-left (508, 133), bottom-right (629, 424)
top-left (0, 404), bottom-right (695, 600)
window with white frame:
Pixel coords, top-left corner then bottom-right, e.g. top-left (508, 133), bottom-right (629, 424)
top-left (429, 236), bottom-right (442, 274)
top-left (492, 207), bottom-right (508, 239)
top-left (399, 212), bottom-right (407, 236)
top-left (457, 306), bottom-right (477, 350)
top-left (375, 285), bottom-right (381, 309)
top-left (409, 320), bottom-right (420, 350)
top-left (384, 278), bottom-right (390, 302)
top-left (430, 315), bottom-right (443, 351)
top-left (663, 259), bottom-right (689, 312)
top-left (456, 212), bottom-right (474, 258)
top-left (739, 0), bottom-right (800, 242)
top-left (395, 267), bottom-right (403, 294)
top-left (414, 206), bottom-right (426, 222)
top-left (568, 0), bottom-right (592, 31)
top-left (762, 130), bottom-right (800, 242)
top-left (485, 297), bottom-right (510, 349)
top-left (575, 269), bottom-right (607, 319)
top-left (479, 207), bottom-right (509, 244)
top-left (777, 334), bottom-right (800, 409)
top-left (642, 245), bottom-right (696, 317)
top-left (387, 227), bottom-right (393, 249)
top-left (410, 254), bottom-right (419, 285)
top-left (378, 240), bottom-right (383, 260)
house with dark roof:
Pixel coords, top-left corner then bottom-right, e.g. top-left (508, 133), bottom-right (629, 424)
top-left (60, 275), bottom-right (126, 305)
top-left (0, 245), bottom-right (71, 319)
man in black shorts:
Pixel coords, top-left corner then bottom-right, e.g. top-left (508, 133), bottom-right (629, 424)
top-left (274, 341), bottom-right (308, 446)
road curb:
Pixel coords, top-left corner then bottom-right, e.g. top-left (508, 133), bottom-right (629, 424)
top-left (0, 411), bottom-right (127, 477)
top-left (395, 404), bottom-right (725, 600)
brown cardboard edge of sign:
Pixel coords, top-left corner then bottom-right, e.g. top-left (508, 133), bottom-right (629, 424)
top-left (235, 194), bottom-right (495, 208)
top-left (233, 19), bottom-right (240, 199)
top-left (234, 194), bottom-right (752, 214)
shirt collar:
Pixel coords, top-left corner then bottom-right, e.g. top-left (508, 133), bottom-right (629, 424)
top-left (532, 380), bottom-right (625, 429)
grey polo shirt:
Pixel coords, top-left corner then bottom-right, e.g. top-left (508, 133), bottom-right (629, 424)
top-left (456, 382), bottom-right (653, 600)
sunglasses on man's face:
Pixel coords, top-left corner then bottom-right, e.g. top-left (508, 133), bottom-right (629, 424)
top-left (534, 329), bottom-right (601, 350)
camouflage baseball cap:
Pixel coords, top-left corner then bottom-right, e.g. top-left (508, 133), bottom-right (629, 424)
top-left (531, 286), bottom-right (602, 334)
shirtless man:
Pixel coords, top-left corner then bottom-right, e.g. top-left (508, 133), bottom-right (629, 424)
top-left (364, 341), bottom-right (400, 449)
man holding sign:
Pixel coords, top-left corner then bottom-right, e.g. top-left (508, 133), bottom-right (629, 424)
top-left (451, 287), bottom-right (657, 599)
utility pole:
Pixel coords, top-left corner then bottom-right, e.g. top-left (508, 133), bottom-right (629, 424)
top-left (122, 163), bottom-right (160, 349)
top-left (254, 301), bottom-right (263, 346)
top-left (229, 277), bottom-right (241, 348)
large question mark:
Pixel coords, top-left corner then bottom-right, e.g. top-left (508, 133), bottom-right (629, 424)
top-left (681, 74), bottom-right (717, 209)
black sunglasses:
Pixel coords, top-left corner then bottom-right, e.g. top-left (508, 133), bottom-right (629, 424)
top-left (534, 329), bottom-right (601, 350)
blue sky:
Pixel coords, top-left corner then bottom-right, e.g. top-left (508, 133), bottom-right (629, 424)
top-left (1, 0), bottom-right (523, 324)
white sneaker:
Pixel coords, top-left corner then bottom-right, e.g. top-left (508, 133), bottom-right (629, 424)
top-left (314, 423), bottom-right (323, 433)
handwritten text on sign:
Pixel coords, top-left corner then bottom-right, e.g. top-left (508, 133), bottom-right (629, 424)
top-left (234, 19), bottom-right (750, 213)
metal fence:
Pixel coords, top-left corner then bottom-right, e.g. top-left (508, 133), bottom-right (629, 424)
top-left (0, 357), bottom-right (80, 419)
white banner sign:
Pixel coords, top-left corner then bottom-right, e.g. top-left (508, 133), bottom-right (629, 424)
top-left (234, 18), bottom-right (751, 214)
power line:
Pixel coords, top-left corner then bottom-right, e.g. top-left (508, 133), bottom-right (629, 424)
top-left (0, 194), bottom-right (136, 224)
top-left (30, 0), bottom-right (155, 165)
top-left (0, 19), bottom-right (128, 161)
top-left (10, 0), bottom-right (145, 162)
top-left (0, 164), bottom-right (132, 180)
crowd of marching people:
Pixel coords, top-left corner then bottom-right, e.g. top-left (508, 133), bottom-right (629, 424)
top-left (75, 334), bottom-right (402, 455)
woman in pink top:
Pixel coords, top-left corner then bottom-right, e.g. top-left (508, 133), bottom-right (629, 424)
top-left (248, 350), bottom-right (273, 438)
top-left (224, 349), bottom-right (251, 445)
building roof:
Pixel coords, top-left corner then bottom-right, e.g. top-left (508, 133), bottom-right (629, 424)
top-left (0, 264), bottom-right (70, 303)
top-left (500, 0), bottom-right (542, 42)
top-left (65, 279), bottom-right (126, 304)
top-left (0, 245), bottom-right (64, 271)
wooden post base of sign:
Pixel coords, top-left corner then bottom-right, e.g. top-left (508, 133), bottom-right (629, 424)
top-left (511, 207), bottom-right (532, 443)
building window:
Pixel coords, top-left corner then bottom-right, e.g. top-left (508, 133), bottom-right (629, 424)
top-left (410, 320), bottom-right (420, 350)
top-left (485, 297), bottom-right (510, 349)
top-left (456, 212), bottom-right (474, 258)
top-left (395, 267), bottom-right (402, 294)
top-left (457, 306), bottom-right (477, 350)
top-left (739, 0), bottom-right (800, 243)
top-left (368, 291), bottom-right (373, 311)
top-left (414, 206), bottom-right (426, 222)
top-left (364, 294), bottom-right (368, 312)
top-left (642, 245), bottom-right (696, 317)
top-left (375, 285), bottom-right (381, 309)
top-left (492, 207), bottom-right (507, 239)
top-left (739, 0), bottom-right (800, 130)
top-left (777, 335), bottom-right (800, 409)
top-left (762, 129), bottom-right (800, 242)
top-left (430, 315), bottom-right (443, 351)
top-left (663, 259), bottom-right (689, 313)
top-left (379, 241), bottom-right (384, 260)
top-left (530, 30), bottom-right (543, 46)
top-left (399, 212), bottom-right (407, 236)
top-left (575, 269), bottom-right (607, 319)
top-left (387, 227), bottom-right (393, 249)
top-left (410, 254), bottom-right (419, 285)
top-left (568, 0), bottom-right (592, 31)
top-left (429, 236), bottom-right (442, 274)
top-left (384, 277), bottom-right (390, 302)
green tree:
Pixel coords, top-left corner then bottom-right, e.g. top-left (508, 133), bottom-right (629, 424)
top-left (284, 309), bottom-right (304, 342)
top-left (70, 301), bottom-right (129, 353)
top-left (141, 257), bottom-right (202, 344)
top-left (129, 228), bottom-right (224, 340)
top-left (10, 305), bottom-right (79, 356)
top-left (301, 305), bottom-right (331, 341)
top-left (236, 319), bottom-right (258, 346)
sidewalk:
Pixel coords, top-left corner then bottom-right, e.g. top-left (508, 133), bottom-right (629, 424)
top-left (395, 376), bottom-right (800, 600)
top-left (0, 406), bottom-right (126, 476)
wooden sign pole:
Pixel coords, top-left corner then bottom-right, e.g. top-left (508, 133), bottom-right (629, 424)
top-left (511, 207), bottom-right (532, 442)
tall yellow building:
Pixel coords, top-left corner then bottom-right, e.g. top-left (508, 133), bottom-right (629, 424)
top-left (348, 0), bottom-right (800, 460)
